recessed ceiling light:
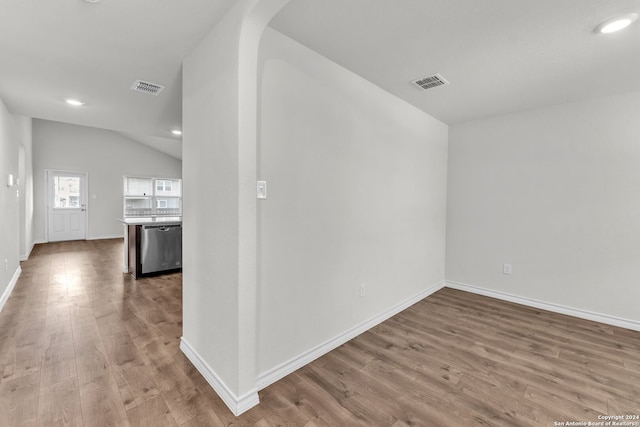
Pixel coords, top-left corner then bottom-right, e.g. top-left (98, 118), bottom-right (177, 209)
top-left (84, 0), bottom-right (101, 3)
top-left (595, 13), bottom-right (638, 34)
top-left (171, 130), bottom-right (182, 136)
top-left (65, 98), bottom-right (85, 107)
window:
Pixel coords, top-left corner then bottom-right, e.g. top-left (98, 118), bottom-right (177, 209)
top-left (156, 180), bottom-right (172, 192)
top-left (124, 177), bottom-right (152, 196)
top-left (123, 176), bottom-right (182, 217)
top-left (54, 176), bottom-right (81, 209)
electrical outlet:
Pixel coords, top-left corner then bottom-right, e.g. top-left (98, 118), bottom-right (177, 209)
top-left (359, 283), bottom-right (366, 297)
top-left (503, 264), bottom-right (512, 275)
top-left (4, 259), bottom-right (7, 271)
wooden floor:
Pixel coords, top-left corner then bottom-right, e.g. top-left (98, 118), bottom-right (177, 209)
top-left (1, 240), bottom-right (639, 426)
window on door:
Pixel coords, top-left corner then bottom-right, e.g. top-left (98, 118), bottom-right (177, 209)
top-left (53, 176), bottom-right (81, 208)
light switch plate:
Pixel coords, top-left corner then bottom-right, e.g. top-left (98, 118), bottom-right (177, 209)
top-left (257, 181), bottom-right (267, 199)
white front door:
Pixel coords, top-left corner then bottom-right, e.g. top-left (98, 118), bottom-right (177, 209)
top-left (47, 170), bottom-right (88, 242)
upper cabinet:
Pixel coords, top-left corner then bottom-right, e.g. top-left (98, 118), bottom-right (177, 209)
top-left (123, 176), bottom-right (182, 217)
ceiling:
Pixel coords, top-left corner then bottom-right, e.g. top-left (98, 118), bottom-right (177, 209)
top-left (1, 1), bottom-right (640, 159)
top-left (270, 0), bottom-right (640, 125)
top-left (0, 0), bottom-right (237, 159)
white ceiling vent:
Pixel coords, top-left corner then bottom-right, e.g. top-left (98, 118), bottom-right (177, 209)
top-left (411, 73), bottom-right (449, 91)
top-left (131, 80), bottom-right (165, 96)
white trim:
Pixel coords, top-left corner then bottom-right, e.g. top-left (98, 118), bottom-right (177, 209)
top-left (45, 169), bottom-right (89, 242)
top-left (180, 338), bottom-right (260, 416)
top-left (446, 281), bottom-right (640, 332)
top-left (86, 234), bottom-right (124, 241)
top-left (255, 280), bottom-right (446, 391)
top-left (20, 243), bottom-right (34, 261)
top-left (34, 239), bottom-right (47, 245)
top-left (122, 224), bottom-right (129, 273)
top-left (0, 266), bottom-right (21, 314)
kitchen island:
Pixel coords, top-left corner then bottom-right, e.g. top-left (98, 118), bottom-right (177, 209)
top-left (118, 216), bottom-right (182, 279)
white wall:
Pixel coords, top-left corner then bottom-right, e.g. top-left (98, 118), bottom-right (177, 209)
top-left (181, 2), bottom-right (294, 413)
top-left (182, 1), bottom-right (245, 399)
top-left (447, 91), bottom-right (640, 324)
top-left (33, 119), bottom-right (182, 242)
top-left (256, 29), bottom-right (448, 376)
top-left (14, 116), bottom-right (34, 260)
top-left (0, 98), bottom-right (22, 310)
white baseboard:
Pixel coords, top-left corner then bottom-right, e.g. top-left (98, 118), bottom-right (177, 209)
top-left (180, 338), bottom-right (260, 416)
top-left (87, 234), bottom-right (124, 241)
top-left (255, 280), bottom-right (446, 391)
top-left (20, 242), bottom-right (35, 261)
top-left (33, 236), bottom-right (123, 244)
top-left (0, 266), bottom-right (21, 314)
top-left (446, 281), bottom-right (640, 332)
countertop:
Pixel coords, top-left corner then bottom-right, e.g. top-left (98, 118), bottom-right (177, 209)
top-left (118, 217), bottom-right (182, 225)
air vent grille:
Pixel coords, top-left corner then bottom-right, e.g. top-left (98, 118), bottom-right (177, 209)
top-left (131, 80), bottom-right (165, 96)
top-left (411, 73), bottom-right (449, 91)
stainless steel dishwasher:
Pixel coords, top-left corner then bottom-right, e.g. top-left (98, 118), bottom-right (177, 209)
top-left (141, 224), bottom-right (182, 274)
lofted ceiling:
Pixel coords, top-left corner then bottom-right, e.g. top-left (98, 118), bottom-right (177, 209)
top-left (1, 0), bottom-right (639, 160)
top-left (270, 0), bottom-right (640, 124)
top-left (0, 0), bottom-right (237, 159)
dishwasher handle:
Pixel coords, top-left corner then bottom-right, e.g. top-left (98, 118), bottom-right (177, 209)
top-left (142, 224), bottom-right (181, 230)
